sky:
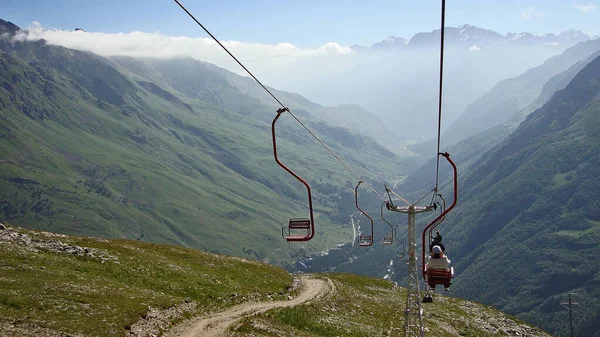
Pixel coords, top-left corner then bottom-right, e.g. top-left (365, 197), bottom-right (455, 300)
top-left (1, 0), bottom-right (599, 49)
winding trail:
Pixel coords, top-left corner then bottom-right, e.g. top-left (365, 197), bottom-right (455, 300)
top-left (170, 275), bottom-right (334, 337)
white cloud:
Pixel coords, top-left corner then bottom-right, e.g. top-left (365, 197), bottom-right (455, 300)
top-left (468, 45), bottom-right (480, 52)
top-left (12, 22), bottom-right (354, 76)
top-left (573, 2), bottom-right (597, 13)
top-left (519, 7), bottom-right (543, 20)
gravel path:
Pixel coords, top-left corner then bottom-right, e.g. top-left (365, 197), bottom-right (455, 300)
top-left (169, 275), bottom-right (334, 337)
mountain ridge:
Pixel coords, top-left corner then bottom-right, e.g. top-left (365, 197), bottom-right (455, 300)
top-left (352, 24), bottom-right (590, 51)
top-left (441, 36), bottom-right (600, 147)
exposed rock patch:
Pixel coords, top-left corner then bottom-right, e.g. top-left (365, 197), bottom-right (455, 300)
top-left (428, 296), bottom-right (551, 336)
top-left (0, 225), bottom-right (118, 263)
top-left (0, 321), bottom-right (82, 337)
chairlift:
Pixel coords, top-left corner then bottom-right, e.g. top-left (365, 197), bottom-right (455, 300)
top-left (354, 181), bottom-right (373, 246)
top-left (272, 108), bottom-right (314, 242)
top-left (421, 153), bottom-right (458, 290)
top-left (380, 201), bottom-right (394, 245)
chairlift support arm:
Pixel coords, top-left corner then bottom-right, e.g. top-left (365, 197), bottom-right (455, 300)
top-left (355, 181), bottom-right (373, 246)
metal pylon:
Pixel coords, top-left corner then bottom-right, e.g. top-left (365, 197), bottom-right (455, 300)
top-left (388, 204), bottom-right (434, 337)
top-left (404, 206), bottom-right (424, 337)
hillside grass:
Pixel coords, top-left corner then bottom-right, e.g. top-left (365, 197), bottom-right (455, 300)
top-left (0, 225), bottom-right (293, 336)
top-left (0, 225), bottom-right (553, 337)
top-left (229, 273), bottom-right (552, 337)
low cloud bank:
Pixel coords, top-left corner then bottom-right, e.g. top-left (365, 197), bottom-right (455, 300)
top-left (13, 22), bottom-right (354, 76)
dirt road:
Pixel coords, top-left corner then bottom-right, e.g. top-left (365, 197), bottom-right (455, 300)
top-left (169, 275), bottom-right (334, 337)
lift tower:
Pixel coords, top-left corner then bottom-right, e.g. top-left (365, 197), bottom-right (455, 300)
top-left (388, 204), bottom-right (434, 337)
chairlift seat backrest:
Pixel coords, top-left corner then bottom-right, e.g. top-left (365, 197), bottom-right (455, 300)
top-left (426, 266), bottom-right (454, 289)
top-left (288, 218), bottom-right (311, 229)
top-left (359, 234), bottom-right (373, 246)
top-left (282, 218), bottom-right (312, 241)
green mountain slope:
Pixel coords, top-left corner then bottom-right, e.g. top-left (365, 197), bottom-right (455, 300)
top-left (114, 56), bottom-right (405, 155)
top-left (0, 224), bottom-right (551, 337)
top-left (0, 20), bottom-right (403, 267)
top-left (447, 54), bottom-right (600, 337)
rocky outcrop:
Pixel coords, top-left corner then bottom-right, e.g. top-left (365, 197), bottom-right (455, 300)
top-left (0, 225), bottom-right (118, 263)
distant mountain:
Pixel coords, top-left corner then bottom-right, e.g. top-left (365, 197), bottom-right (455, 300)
top-left (0, 18), bottom-right (19, 35)
top-left (312, 104), bottom-right (412, 156)
top-left (557, 29), bottom-right (591, 45)
top-left (442, 37), bottom-right (600, 146)
top-left (506, 49), bottom-right (600, 127)
top-left (409, 24), bottom-right (504, 48)
top-left (109, 56), bottom-right (401, 154)
top-left (370, 36), bottom-right (408, 50)
top-left (402, 47), bottom-right (600, 196)
top-left (268, 25), bottom-right (586, 141)
top-left (353, 25), bottom-right (590, 51)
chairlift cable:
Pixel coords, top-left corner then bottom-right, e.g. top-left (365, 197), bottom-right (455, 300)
top-left (173, 0), bottom-right (386, 201)
top-left (385, 186), bottom-right (413, 206)
top-left (173, 0), bottom-right (285, 108)
top-left (412, 188), bottom-right (436, 206)
top-left (434, 0), bottom-right (446, 192)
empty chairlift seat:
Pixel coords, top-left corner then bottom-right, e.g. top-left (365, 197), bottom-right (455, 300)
top-left (355, 181), bottom-right (374, 247)
top-left (282, 218), bottom-right (312, 241)
top-left (272, 108), bottom-right (315, 242)
top-left (359, 234), bottom-right (373, 246)
top-left (380, 201), bottom-right (395, 245)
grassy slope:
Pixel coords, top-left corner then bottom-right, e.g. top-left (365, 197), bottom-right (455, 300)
top-left (231, 273), bottom-right (551, 337)
top-left (0, 225), bottom-right (551, 337)
top-left (0, 225), bottom-right (292, 336)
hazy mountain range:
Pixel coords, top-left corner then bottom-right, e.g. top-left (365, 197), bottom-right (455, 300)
top-left (260, 25), bottom-right (594, 143)
top-left (353, 24), bottom-right (591, 51)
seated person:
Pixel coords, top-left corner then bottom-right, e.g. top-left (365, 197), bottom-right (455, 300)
top-left (426, 245), bottom-right (452, 290)
top-left (426, 245), bottom-right (450, 270)
top-left (429, 231), bottom-right (445, 253)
